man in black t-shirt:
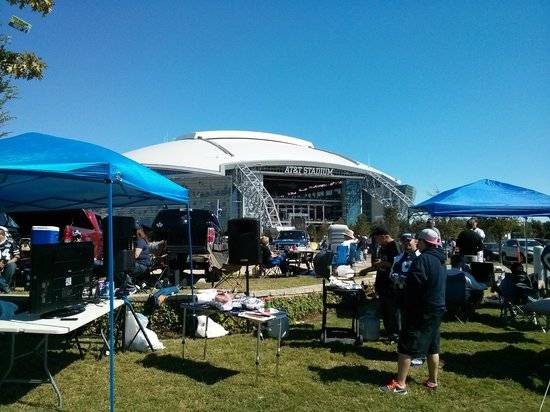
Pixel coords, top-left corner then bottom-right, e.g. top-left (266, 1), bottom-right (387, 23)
top-left (372, 227), bottom-right (401, 343)
top-left (456, 219), bottom-right (484, 262)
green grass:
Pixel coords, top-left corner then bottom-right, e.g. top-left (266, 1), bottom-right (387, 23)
top-left (194, 273), bottom-right (374, 293)
top-left (0, 306), bottom-right (548, 411)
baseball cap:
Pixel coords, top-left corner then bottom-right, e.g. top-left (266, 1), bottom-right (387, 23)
top-left (371, 227), bottom-right (389, 237)
top-left (400, 233), bottom-right (414, 241)
top-left (417, 228), bottom-right (439, 245)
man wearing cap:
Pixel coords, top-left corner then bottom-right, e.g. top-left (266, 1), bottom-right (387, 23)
top-left (371, 227), bottom-right (401, 343)
top-left (426, 219), bottom-right (441, 244)
top-left (390, 233), bottom-right (421, 335)
top-left (380, 228), bottom-right (446, 395)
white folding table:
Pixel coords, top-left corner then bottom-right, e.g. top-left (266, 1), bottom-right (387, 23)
top-left (0, 299), bottom-right (124, 409)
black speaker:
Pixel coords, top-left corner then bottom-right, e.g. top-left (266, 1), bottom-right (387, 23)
top-left (103, 216), bottom-right (136, 273)
top-left (228, 218), bottom-right (260, 265)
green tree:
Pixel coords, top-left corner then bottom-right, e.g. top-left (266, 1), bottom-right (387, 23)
top-left (383, 207), bottom-right (400, 238)
top-left (350, 213), bottom-right (370, 237)
top-left (435, 217), bottom-right (465, 241)
top-left (480, 218), bottom-right (521, 242)
top-left (1, 0), bottom-right (53, 135)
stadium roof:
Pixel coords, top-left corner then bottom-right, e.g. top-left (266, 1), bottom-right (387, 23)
top-left (125, 130), bottom-right (399, 182)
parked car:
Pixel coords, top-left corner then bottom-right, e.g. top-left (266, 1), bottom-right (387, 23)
top-left (9, 209), bottom-right (103, 260)
top-left (272, 229), bottom-right (310, 251)
top-left (500, 238), bottom-right (543, 263)
top-left (483, 242), bottom-right (500, 262)
top-left (151, 208), bottom-right (227, 273)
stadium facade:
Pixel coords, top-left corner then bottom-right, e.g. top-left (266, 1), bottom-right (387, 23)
top-left (124, 130), bottom-right (415, 231)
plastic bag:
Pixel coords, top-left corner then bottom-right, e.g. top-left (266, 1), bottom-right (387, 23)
top-left (124, 310), bottom-right (165, 351)
top-left (195, 315), bottom-right (228, 338)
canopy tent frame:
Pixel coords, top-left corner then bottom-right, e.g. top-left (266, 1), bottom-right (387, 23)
top-left (413, 179), bottom-right (550, 265)
top-left (0, 132), bottom-right (193, 411)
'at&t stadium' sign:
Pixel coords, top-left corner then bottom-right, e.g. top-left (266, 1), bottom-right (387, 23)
top-left (284, 166), bottom-right (334, 176)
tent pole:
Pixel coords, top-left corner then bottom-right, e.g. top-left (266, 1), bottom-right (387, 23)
top-left (107, 169), bottom-right (115, 412)
top-left (519, 216), bottom-right (529, 273)
top-left (186, 206), bottom-right (194, 302)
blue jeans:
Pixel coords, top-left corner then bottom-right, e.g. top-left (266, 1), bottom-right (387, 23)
top-left (0, 262), bottom-right (16, 291)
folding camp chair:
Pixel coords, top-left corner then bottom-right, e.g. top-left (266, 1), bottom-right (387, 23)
top-left (212, 263), bottom-right (244, 292)
top-left (142, 240), bottom-right (170, 289)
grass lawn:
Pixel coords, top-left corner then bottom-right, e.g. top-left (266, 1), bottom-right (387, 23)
top-left (0, 306), bottom-right (548, 411)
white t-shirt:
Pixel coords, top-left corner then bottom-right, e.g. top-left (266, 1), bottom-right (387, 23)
top-left (474, 227), bottom-right (485, 240)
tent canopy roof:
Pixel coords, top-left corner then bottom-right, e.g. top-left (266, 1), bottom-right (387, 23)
top-left (0, 133), bottom-right (188, 212)
top-left (414, 179), bottom-right (550, 217)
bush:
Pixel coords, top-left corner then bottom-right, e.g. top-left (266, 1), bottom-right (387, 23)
top-left (85, 293), bottom-right (346, 338)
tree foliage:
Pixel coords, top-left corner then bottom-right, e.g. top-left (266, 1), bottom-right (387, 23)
top-left (383, 207), bottom-right (400, 238)
top-left (350, 213), bottom-right (370, 237)
top-left (7, 0), bottom-right (54, 16)
top-left (479, 218), bottom-right (521, 243)
top-left (1, 0), bottom-right (53, 135)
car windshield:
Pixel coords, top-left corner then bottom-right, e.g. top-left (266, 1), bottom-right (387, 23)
top-left (515, 240), bottom-right (542, 247)
top-left (277, 231), bottom-right (306, 240)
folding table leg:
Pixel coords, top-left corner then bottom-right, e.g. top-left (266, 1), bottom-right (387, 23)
top-left (255, 321), bottom-right (261, 385)
top-left (42, 335), bottom-right (63, 409)
top-left (275, 318), bottom-right (282, 377)
top-left (0, 334), bottom-right (63, 409)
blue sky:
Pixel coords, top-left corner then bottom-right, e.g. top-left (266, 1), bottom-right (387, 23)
top-left (2, 1), bottom-right (549, 202)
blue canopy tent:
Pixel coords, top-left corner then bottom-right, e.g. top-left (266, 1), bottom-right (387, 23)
top-left (416, 179), bottom-right (550, 410)
top-left (0, 132), bottom-right (191, 411)
top-left (414, 178), bottom-right (550, 284)
top-left (414, 179), bottom-right (550, 217)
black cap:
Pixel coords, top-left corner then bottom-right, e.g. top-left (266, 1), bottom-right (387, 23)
top-left (371, 227), bottom-right (389, 237)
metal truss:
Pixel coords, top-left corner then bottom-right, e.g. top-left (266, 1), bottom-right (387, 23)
top-left (360, 171), bottom-right (415, 219)
top-left (233, 164), bottom-right (282, 230)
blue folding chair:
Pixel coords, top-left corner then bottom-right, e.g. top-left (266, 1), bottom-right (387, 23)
top-left (333, 244), bottom-right (350, 266)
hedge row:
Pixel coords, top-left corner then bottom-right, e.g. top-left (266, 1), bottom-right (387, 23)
top-left (86, 292), bottom-right (373, 338)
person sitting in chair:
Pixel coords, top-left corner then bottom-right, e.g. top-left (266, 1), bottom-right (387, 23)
top-left (0, 228), bottom-right (18, 293)
top-left (260, 236), bottom-right (288, 275)
top-left (133, 226), bottom-right (151, 285)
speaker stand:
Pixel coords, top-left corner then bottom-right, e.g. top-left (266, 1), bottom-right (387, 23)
top-left (245, 264), bottom-right (250, 296)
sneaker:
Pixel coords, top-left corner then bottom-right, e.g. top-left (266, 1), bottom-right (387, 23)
top-left (411, 357), bottom-right (425, 368)
top-left (423, 380), bottom-right (438, 391)
top-left (379, 379), bottom-right (408, 395)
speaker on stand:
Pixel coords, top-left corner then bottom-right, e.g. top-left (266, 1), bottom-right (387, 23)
top-left (228, 218), bottom-right (260, 296)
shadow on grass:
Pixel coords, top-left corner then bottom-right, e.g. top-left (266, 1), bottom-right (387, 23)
top-left (441, 331), bottom-right (539, 344)
top-left (286, 327), bottom-right (397, 362)
top-left (309, 364), bottom-right (390, 386)
top-left (0, 336), bottom-right (81, 407)
top-left (140, 354), bottom-right (239, 385)
top-left (286, 324), bottom-right (318, 341)
top-left (444, 345), bottom-right (550, 393)
top-left (467, 312), bottom-right (504, 328)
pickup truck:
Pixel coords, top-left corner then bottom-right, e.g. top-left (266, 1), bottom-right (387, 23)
top-left (272, 229), bottom-right (310, 251)
top-left (10, 209), bottom-right (103, 260)
top-left (501, 238), bottom-right (543, 263)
